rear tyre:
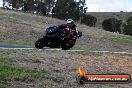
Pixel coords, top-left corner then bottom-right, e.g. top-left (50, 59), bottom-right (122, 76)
top-left (35, 38), bottom-right (45, 49)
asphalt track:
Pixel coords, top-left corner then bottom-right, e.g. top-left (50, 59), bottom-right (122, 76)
top-left (0, 45), bottom-right (132, 55)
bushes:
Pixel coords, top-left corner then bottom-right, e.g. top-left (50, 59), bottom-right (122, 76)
top-left (53, 0), bottom-right (80, 21)
top-left (123, 16), bottom-right (132, 36)
top-left (102, 16), bottom-right (132, 36)
top-left (126, 16), bottom-right (132, 23)
top-left (123, 23), bottom-right (132, 36)
top-left (102, 18), bottom-right (122, 32)
top-left (81, 14), bottom-right (97, 27)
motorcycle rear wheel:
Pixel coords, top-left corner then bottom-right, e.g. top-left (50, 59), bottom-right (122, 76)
top-left (35, 38), bottom-right (45, 49)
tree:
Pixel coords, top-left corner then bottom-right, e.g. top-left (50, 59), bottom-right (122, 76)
top-left (81, 14), bottom-right (97, 27)
top-left (3, 0), bottom-right (12, 9)
top-left (102, 18), bottom-right (122, 32)
top-left (123, 16), bottom-right (132, 36)
top-left (45, 0), bottom-right (55, 16)
top-left (35, 1), bottom-right (46, 15)
top-left (126, 16), bottom-right (132, 23)
top-left (77, 0), bottom-right (88, 23)
top-left (3, 0), bottom-right (5, 7)
top-left (53, 0), bottom-right (80, 21)
top-left (3, 0), bottom-right (23, 10)
top-left (32, 0), bottom-right (55, 16)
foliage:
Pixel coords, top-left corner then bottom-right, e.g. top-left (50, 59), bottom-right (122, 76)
top-left (126, 16), bottom-right (132, 23)
top-left (2, 0), bottom-right (96, 26)
top-left (81, 14), bottom-right (97, 27)
top-left (102, 18), bottom-right (122, 32)
top-left (3, 0), bottom-right (55, 16)
top-left (52, 0), bottom-right (88, 21)
top-left (123, 16), bottom-right (132, 36)
top-left (53, 0), bottom-right (79, 21)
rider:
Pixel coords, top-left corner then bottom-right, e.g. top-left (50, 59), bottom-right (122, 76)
top-left (58, 19), bottom-right (77, 39)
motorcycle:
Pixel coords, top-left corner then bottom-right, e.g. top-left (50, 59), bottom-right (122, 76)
top-left (35, 25), bottom-right (82, 50)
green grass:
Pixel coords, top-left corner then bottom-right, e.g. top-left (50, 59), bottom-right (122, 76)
top-left (0, 64), bottom-right (39, 82)
top-left (109, 35), bottom-right (132, 44)
top-left (0, 57), bottom-right (40, 83)
top-left (0, 42), bottom-right (34, 47)
top-left (0, 56), bottom-right (64, 87)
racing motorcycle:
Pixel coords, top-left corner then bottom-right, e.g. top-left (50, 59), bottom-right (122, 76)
top-left (35, 25), bottom-right (82, 50)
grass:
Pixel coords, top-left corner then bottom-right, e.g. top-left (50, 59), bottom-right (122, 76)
top-left (0, 16), bottom-right (17, 22)
top-left (72, 45), bottom-right (86, 50)
top-left (109, 35), bottom-right (132, 44)
top-left (0, 56), bottom-right (64, 87)
top-left (0, 42), bottom-right (34, 47)
top-left (87, 12), bottom-right (132, 27)
top-left (0, 57), bottom-right (40, 83)
top-left (0, 64), bottom-right (39, 82)
top-left (1, 9), bottom-right (132, 52)
top-left (0, 16), bottom-right (41, 28)
top-left (41, 74), bottom-right (64, 83)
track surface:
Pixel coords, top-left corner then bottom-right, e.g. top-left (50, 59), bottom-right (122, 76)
top-left (0, 45), bottom-right (132, 55)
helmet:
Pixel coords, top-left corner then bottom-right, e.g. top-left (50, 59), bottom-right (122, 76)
top-left (66, 19), bottom-right (75, 27)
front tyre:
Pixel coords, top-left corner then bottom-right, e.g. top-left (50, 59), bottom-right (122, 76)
top-left (35, 38), bottom-right (45, 49)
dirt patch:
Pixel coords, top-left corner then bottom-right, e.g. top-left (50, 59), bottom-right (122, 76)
top-left (0, 26), bottom-right (11, 32)
top-left (68, 54), bottom-right (132, 75)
